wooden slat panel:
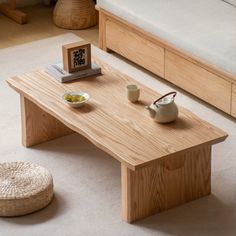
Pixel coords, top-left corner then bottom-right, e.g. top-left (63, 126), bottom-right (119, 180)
top-left (105, 19), bottom-right (165, 77)
top-left (165, 50), bottom-right (231, 114)
top-left (231, 84), bottom-right (236, 118)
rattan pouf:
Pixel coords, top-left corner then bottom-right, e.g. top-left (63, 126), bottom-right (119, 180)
top-left (0, 162), bottom-right (53, 217)
top-left (53, 0), bottom-right (98, 29)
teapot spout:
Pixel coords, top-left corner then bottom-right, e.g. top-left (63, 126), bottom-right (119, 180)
top-left (145, 105), bottom-right (156, 118)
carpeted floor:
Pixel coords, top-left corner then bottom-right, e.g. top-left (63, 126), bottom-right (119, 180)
top-left (0, 33), bottom-right (236, 236)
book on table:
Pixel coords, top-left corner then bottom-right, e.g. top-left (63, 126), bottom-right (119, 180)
top-left (45, 62), bottom-right (101, 83)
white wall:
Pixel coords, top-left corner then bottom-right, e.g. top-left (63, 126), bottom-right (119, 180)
top-left (0, 0), bottom-right (42, 7)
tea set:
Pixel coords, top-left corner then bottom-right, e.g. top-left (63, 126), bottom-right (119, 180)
top-left (63, 83), bottom-right (179, 124)
top-left (126, 84), bottom-right (178, 123)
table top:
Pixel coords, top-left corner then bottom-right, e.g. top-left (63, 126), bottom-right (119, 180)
top-left (7, 58), bottom-right (227, 170)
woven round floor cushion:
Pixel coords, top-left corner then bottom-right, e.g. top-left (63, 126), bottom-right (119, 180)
top-left (0, 162), bottom-right (53, 216)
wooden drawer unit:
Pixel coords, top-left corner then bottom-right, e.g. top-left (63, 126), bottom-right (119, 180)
top-left (105, 19), bottom-right (165, 78)
top-left (231, 84), bottom-right (236, 118)
top-left (165, 51), bottom-right (231, 114)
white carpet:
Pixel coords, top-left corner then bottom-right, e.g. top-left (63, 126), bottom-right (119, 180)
top-left (0, 33), bottom-right (236, 236)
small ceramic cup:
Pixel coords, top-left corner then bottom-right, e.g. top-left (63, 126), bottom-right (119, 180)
top-left (126, 84), bottom-right (140, 102)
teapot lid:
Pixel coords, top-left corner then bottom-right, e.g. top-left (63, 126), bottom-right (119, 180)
top-left (158, 96), bottom-right (174, 105)
top-left (153, 91), bottom-right (177, 106)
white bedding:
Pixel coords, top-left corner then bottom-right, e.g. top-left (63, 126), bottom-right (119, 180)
top-left (97, 0), bottom-right (236, 77)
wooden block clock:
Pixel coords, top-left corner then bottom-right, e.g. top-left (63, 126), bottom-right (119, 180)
top-left (62, 41), bottom-right (91, 73)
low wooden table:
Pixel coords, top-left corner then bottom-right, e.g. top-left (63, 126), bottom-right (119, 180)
top-left (7, 58), bottom-right (227, 223)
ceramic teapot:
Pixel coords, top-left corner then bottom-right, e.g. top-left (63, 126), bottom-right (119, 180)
top-left (146, 91), bottom-right (178, 123)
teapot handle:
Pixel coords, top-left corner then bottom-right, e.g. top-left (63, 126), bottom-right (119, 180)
top-left (153, 91), bottom-right (177, 105)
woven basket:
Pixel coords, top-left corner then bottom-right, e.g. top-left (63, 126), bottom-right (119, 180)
top-left (53, 0), bottom-right (98, 29)
top-left (0, 162), bottom-right (53, 217)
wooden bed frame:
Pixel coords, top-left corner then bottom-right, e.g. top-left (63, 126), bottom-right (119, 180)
top-left (98, 8), bottom-right (236, 118)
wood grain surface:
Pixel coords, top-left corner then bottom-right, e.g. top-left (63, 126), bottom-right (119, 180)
top-left (7, 58), bottom-right (227, 170)
top-left (122, 145), bottom-right (211, 222)
top-left (98, 10), bottom-right (107, 51)
top-left (21, 95), bottom-right (74, 147)
top-left (165, 51), bottom-right (232, 114)
top-left (105, 19), bottom-right (165, 78)
top-left (231, 84), bottom-right (236, 118)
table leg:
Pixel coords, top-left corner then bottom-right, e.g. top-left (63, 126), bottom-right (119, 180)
top-left (20, 95), bottom-right (73, 147)
top-left (121, 145), bottom-right (211, 223)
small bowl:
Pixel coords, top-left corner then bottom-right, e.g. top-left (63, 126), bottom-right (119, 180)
top-left (62, 91), bottom-right (90, 108)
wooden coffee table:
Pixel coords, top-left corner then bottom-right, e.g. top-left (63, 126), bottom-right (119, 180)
top-left (7, 58), bottom-right (227, 223)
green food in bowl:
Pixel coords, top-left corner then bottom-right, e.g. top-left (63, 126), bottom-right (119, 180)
top-left (64, 94), bottom-right (86, 103)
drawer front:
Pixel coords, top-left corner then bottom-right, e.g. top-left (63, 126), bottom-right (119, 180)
top-left (165, 51), bottom-right (231, 114)
top-left (232, 84), bottom-right (236, 117)
top-left (105, 19), bottom-right (165, 77)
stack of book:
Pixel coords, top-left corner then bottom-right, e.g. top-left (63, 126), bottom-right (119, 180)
top-left (45, 62), bottom-right (101, 83)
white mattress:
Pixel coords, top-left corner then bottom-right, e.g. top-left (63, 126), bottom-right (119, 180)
top-left (97, 0), bottom-right (236, 77)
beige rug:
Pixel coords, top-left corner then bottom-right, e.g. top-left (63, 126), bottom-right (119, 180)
top-left (0, 33), bottom-right (236, 236)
